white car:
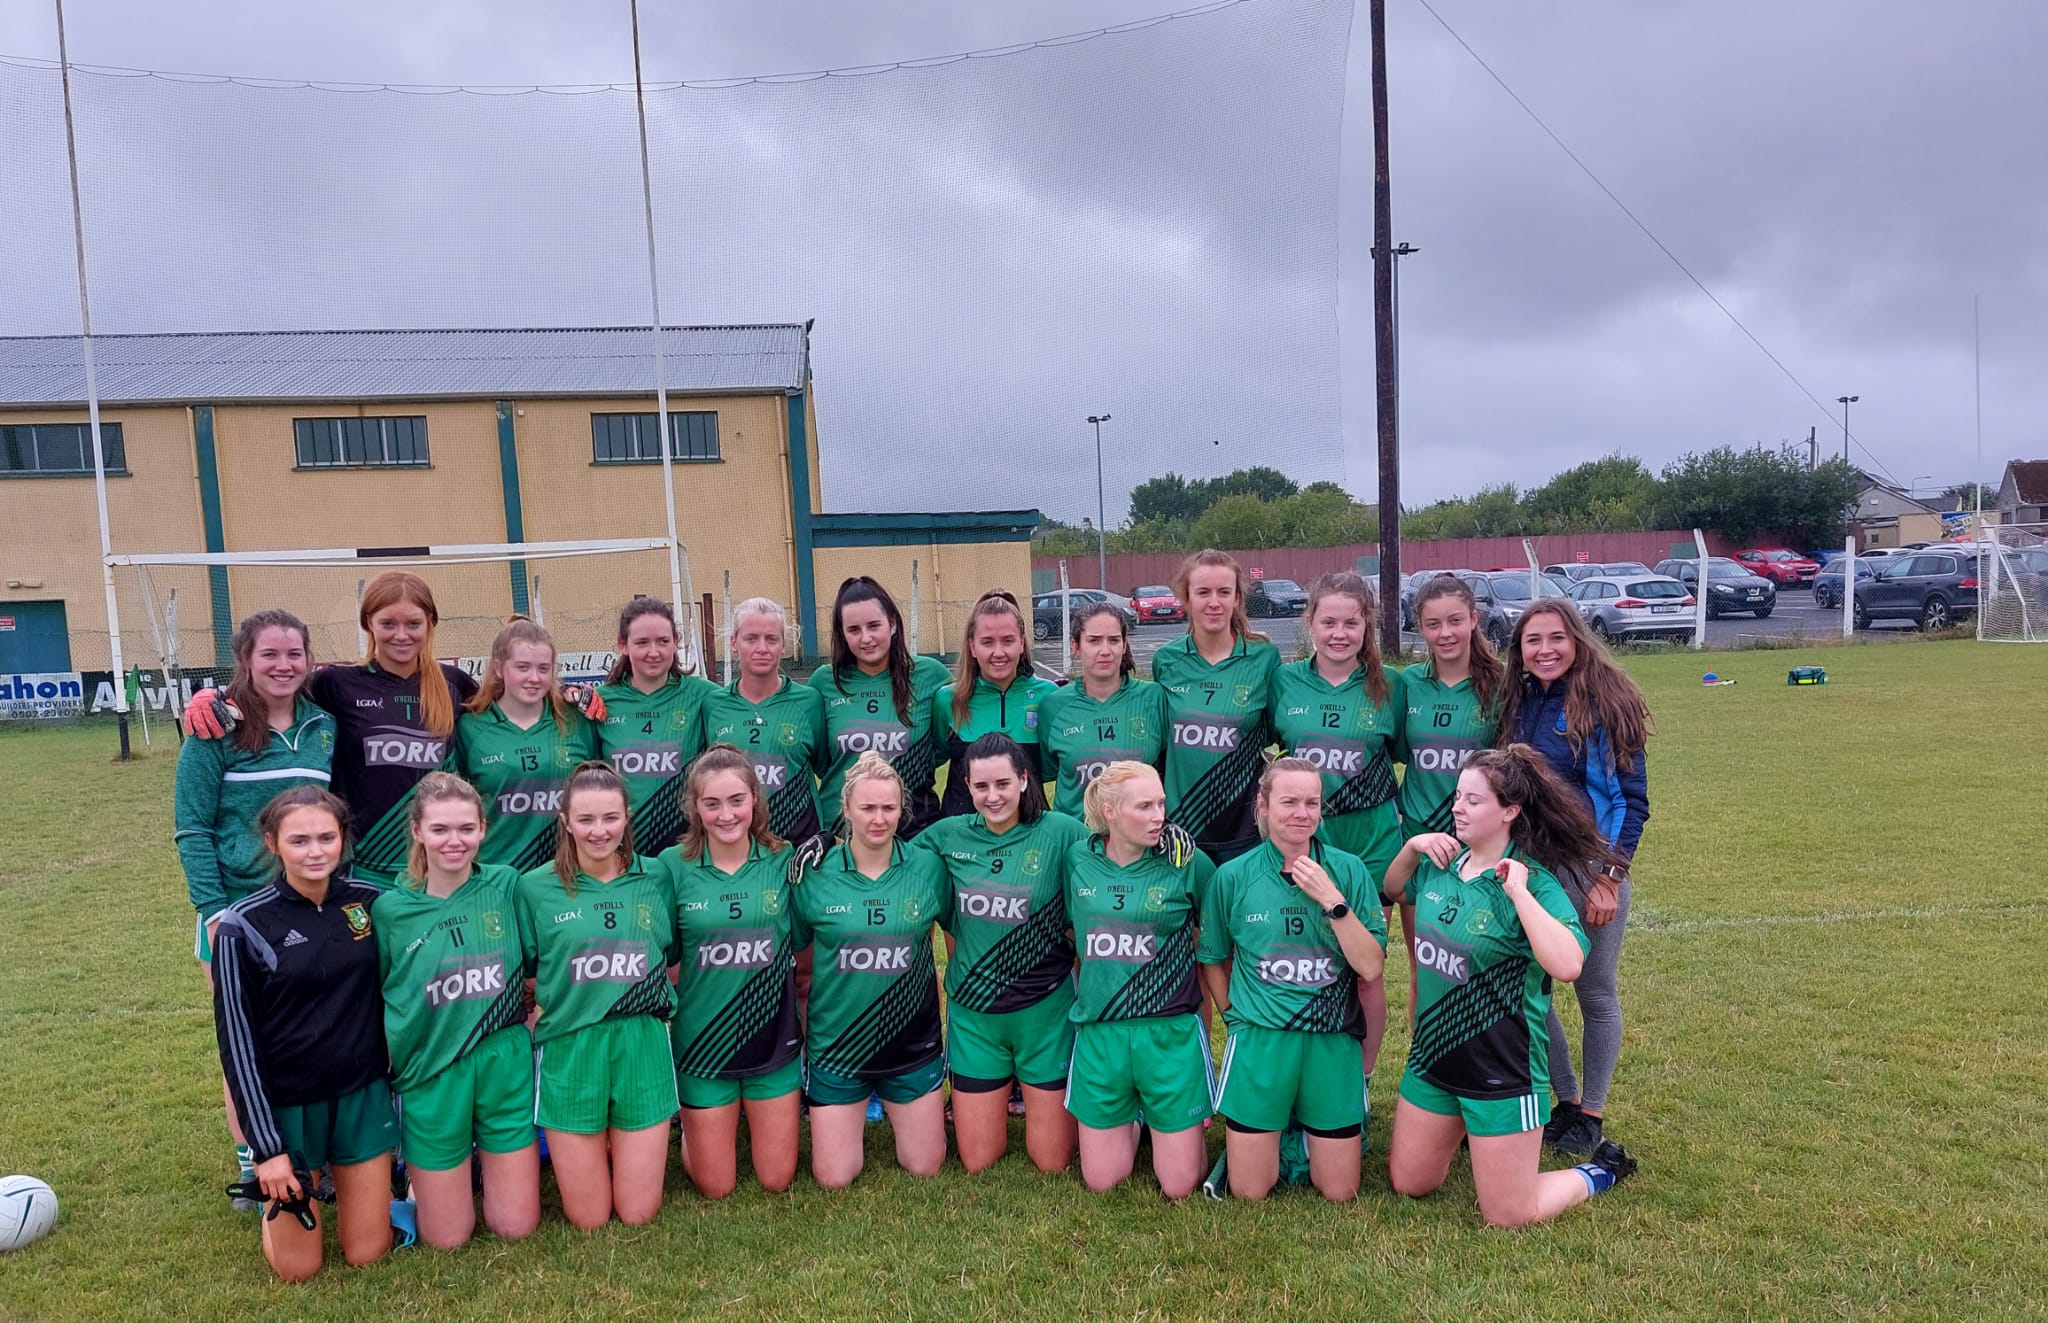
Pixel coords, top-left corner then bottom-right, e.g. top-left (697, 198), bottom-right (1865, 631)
top-left (1567, 573), bottom-right (1696, 642)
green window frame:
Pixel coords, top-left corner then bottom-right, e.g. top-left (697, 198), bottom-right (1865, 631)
top-left (590, 411), bottom-right (721, 464)
top-left (293, 416), bottom-right (431, 469)
top-left (0, 421), bottom-right (127, 476)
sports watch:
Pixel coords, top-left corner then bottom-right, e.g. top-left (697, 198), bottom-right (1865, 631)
top-left (1323, 902), bottom-right (1350, 921)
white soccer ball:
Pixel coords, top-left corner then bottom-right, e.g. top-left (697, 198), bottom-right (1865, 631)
top-left (0, 1175), bottom-right (58, 1251)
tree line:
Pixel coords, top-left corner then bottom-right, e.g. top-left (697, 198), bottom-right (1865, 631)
top-left (1036, 448), bottom-right (1864, 556)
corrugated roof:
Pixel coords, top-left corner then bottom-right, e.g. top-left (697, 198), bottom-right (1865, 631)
top-left (0, 325), bottom-right (808, 407)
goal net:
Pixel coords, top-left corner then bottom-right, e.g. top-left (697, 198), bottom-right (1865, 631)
top-left (1979, 523), bottom-right (2048, 644)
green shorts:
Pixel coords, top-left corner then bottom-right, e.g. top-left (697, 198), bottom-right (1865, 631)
top-left (395, 1025), bottom-right (536, 1171)
top-left (1215, 1023), bottom-right (1366, 1136)
top-left (677, 1055), bottom-right (802, 1109)
top-left (274, 1078), bottom-right (398, 1170)
top-left (803, 1054), bottom-right (946, 1108)
top-left (1398, 1069), bottom-right (1548, 1138)
top-left (947, 982), bottom-right (1077, 1092)
top-left (536, 1016), bottom-right (679, 1135)
top-left (1066, 1016), bottom-right (1214, 1133)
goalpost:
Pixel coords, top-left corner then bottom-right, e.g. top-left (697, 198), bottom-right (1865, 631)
top-left (1979, 523), bottom-right (2048, 643)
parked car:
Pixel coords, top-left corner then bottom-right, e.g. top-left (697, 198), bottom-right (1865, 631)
top-left (1811, 557), bottom-right (1874, 609)
top-left (1568, 574), bottom-right (1696, 642)
top-left (1593, 561), bottom-right (1654, 579)
top-left (1030, 589), bottom-right (1137, 641)
top-left (1486, 571), bottom-right (1576, 636)
top-left (1543, 562), bottom-right (1605, 584)
top-left (1653, 557), bottom-right (1777, 618)
top-left (1128, 584), bottom-right (1184, 625)
top-left (1247, 577), bottom-right (1309, 618)
top-left (1850, 550), bottom-right (1980, 630)
top-left (1733, 548), bottom-right (1822, 588)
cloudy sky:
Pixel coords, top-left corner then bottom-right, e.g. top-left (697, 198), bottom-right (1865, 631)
top-left (2, 0), bottom-right (2041, 521)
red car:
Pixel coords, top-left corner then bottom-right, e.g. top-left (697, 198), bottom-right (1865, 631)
top-left (1128, 584), bottom-right (1184, 624)
top-left (1733, 548), bottom-right (1821, 587)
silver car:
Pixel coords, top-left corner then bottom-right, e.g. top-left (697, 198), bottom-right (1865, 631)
top-left (1567, 574), bottom-right (1695, 642)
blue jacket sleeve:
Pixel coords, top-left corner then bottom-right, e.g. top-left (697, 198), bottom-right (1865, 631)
top-left (1613, 742), bottom-right (1649, 860)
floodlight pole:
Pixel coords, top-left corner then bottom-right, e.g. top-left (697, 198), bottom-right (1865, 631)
top-left (55, 0), bottom-right (130, 758)
top-left (630, 0), bottom-right (686, 626)
top-left (1837, 394), bottom-right (1858, 467)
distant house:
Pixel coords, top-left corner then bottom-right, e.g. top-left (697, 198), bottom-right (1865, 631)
top-left (1850, 480), bottom-right (1943, 549)
top-left (1997, 460), bottom-right (2048, 524)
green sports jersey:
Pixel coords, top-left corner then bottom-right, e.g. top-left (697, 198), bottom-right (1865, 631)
top-left (1270, 658), bottom-right (1404, 869)
top-left (933, 673), bottom-right (1061, 818)
top-left (1036, 677), bottom-right (1169, 815)
top-left (789, 841), bottom-right (951, 1078)
top-left (1063, 835), bottom-right (1216, 1024)
top-left (516, 855), bottom-right (676, 1046)
top-left (701, 676), bottom-right (829, 841)
top-left (1396, 662), bottom-right (1496, 837)
top-left (596, 673), bottom-right (718, 854)
top-left (916, 810), bottom-right (1090, 1014)
top-left (452, 705), bottom-right (600, 871)
top-left (1404, 850), bottom-right (1587, 1099)
top-left (809, 654), bottom-right (953, 838)
top-left (173, 695), bottom-right (336, 921)
top-left (1152, 634), bottom-right (1280, 859)
top-left (375, 864), bottom-right (529, 1093)
top-left (659, 841), bottom-right (801, 1081)
top-left (1198, 840), bottom-right (1385, 1037)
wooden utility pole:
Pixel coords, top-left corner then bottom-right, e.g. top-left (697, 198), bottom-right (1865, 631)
top-left (1370, 0), bottom-right (1401, 656)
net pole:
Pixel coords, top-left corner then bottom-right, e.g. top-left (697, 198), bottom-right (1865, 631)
top-left (1690, 528), bottom-right (1709, 650)
top-left (1059, 560), bottom-right (1074, 678)
top-left (1841, 536), bottom-right (1854, 638)
top-left (55, 0), bottom-right (131, 758)
top-left (629, 0), bottom-right (686, 624)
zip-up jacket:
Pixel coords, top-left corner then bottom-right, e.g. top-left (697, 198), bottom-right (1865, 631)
top-left (933, 672), bottom-right (1060, 819)
top-left (173, 696), bottom-right (336, 921)
top-left (1511, 675), bottom-right (1649, 859)
top-left (213, 876), bottom-right (388, 1164)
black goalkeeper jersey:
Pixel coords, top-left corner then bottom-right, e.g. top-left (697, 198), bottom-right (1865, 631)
top-left (307, 661), bottom-right (478, 883)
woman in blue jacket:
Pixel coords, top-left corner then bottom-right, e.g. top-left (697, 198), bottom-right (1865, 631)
top-left (1496, 600), bottom-right (1651, 1159)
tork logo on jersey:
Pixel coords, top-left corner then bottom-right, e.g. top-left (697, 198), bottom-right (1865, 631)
top-left (1085, 922), bottom-right (1156, 963)
top-left (697, 929), bottom-right (776, 970)
top-left (1414, 933), bottom-right (1472, 983)
top-left (569, 944), bottom-right (650, 984)
top-left (424, 959), bottom-right (507, 1008)
top-left (836, 938), bottom-right (914, 973)
top-left (1255, 949), bottom-right (1339, 988)
top-left (958, 887), bottom-right (1029, 925)
top-left (1291, 738), bottom-right (1366, 775)
top-left (836, 726), bottom-right (908, 756)
top-left (1410, 743), bottom-right (1477, 773)
top-left (495, 780), bottom-right (565, 816)
top-left (364, 729), bottom-right (448, 769)
top-left (611, 745), bottom-right (682, 778)
top-left (1172, 718), bottom-right (1240, 750)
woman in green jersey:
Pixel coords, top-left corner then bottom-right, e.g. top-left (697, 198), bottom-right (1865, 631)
top-left (1155, 550), bottom-right (1280, 864)
top-left (1200, 758), bottom-right (1385, 1202)
top-left (1395, 575), bottom-right (1505, 1021)
top-left (810, 577), bottom-right (952, 839)
top-left (596, 596), bottom-right (719, 851)
top-left (1038, 602), bottom-right (1168, 815)
top-left (1065, 761), bottom-right (1216, 1201)
top-left (1268, 572), bottom-right (1400, 1079)
top-left (377, 774), bottom-right (538, 1249)
top-left (934, 591), bottom-right (1059, 819)
top-left (453, 619), bottom-right (600, 872)
top-left (917, 733), bottom-right (1089, 1173)
top-left (1382, 747), bottom-right (1636, 1227)
top-left (792, 752), bottom-right (952, 1188)
top-left (516, 762), bottom-right (676, 1229)
top-left (175, 608), bottom-right (335, 1205)
top-left (702, 598), bottom-right (829, 841)
top-left (660, 745), bottom-right (803, 1199)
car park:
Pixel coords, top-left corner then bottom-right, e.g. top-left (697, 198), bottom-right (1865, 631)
top-left (1733, 548), bottom-right (1821, 588)
top-left (1247, 577), bottom-right (1309, 618)
top-left (1486, 571), bottom-right (1576, 637)
top-left (1567, 574), bottom-right (1695, 642)
top-left (1543, 562), bottom-right (1605, 584)
top-left (1653, 556), bottom-right (1777, 618)
top-left (1850, 550), bottom-right (1980, 630)
top-left (1128, 584), bottom-right (1184, 625)
top-left (1031, 588), bottom-right (1137, 641)
top-left (1811, 558), bottom-right (1874, 609)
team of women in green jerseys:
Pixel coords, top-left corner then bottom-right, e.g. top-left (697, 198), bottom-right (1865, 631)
top-left (179, 554), bottom-right (1643, 1279)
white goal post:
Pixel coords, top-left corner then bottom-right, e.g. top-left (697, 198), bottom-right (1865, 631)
top-left (1979, 523), bottom-right (2048, 644)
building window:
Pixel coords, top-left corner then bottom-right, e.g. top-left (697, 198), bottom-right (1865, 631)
top-left (293, 416), bottom-right (430, 469)
top-left (590, 411), bottom-right (721, 464)
top-left (0, 421), bottom-right (126, 476)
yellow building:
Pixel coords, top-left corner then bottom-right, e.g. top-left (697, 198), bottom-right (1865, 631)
top-left (0, 324), bottom-right (1038, 675)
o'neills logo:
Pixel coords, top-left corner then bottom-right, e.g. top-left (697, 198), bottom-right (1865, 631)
top-left (363, 727), bottom-right (448, 769)
top-left (1084, 921), bottom-right (1157, 964)
top-left (611, 744), bottom-right (683, 778)
top-left (1414, 932), bottom-right (1472, 983)
top-left (495, 779), bottom-right (564, 816)
top-left (696, 929), bottom-right (776, 970)
top-left (835, 725), bottom-right (907, 756)
top-left (424, 959), bottom-right (507, 1008)
top-left (1171, 717), bottom-right (1240, 751)
top-left (569, 943), bottom-right (650, 984)
top-left (836, 937), bottom-right (914, 973)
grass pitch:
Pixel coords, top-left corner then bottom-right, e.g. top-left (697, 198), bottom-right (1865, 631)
top-left (0, 641), bottom-right (2043, 1320)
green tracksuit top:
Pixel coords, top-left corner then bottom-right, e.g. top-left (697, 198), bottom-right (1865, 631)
top-left (1036, 677), bottom-right (1169, 815)
top-left (932, 672), bottom-right (1061, 819)
top-left (173, 695), bottom-right (336, 921)
top-left (375, 863), bottom-right (529, 1093)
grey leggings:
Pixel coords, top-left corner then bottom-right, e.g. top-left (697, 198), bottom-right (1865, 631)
top-left (1545, 876), bottom-right (1630, 1114)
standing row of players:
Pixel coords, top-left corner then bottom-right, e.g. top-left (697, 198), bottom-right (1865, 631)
top-left (175, 554), bottom-right (1652, 1278)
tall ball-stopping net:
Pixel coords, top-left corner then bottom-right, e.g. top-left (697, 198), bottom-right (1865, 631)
top-left (1980, 523), bottom-right (2048, 644)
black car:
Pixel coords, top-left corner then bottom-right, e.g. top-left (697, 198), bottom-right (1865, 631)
top-left (1030, 589), bottom-right (1137, 641)
top-left (1653, 557), bottom-right (1776, 619)
top-left (1247, 577), bottom-right (1309, 618)
top-left (1850, 550), bottom-right (1979, 630)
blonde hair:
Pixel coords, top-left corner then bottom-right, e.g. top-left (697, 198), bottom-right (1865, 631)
top-left (1255, 755), bottom-right (1322, 839)
top-left (468, 617), bottom-right (573, 729)
top-left (404, 771), bottom-right (485, 883)
top-left (1081, 760), bottom-right (1162, 836)
top-left (840, 749), bottom-right (905, 818)
top-left (728, 597), bottom-right (790, 652)
top-left (680, 744), bottom-right (785, 860)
